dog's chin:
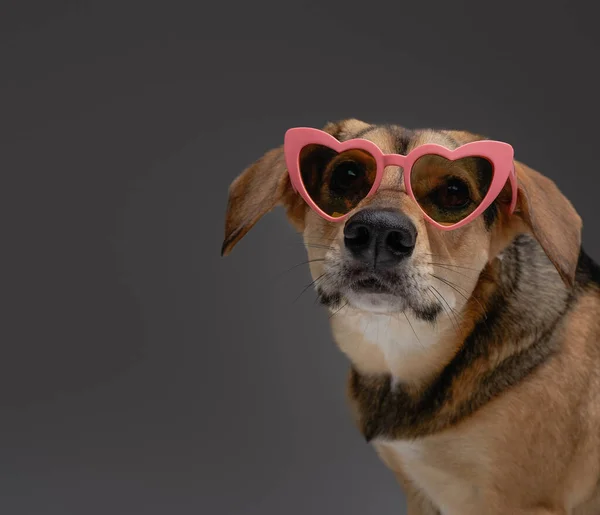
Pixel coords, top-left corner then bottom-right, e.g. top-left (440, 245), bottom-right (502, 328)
top-left (343, 278), bottom-right (408, 313)
top-left (344, 288), bottom-right (407, 314)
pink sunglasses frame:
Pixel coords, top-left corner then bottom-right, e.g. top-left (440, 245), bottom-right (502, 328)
top-left (284, 127), bottom-right (518, 230)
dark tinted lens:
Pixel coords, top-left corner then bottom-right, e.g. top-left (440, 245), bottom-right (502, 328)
top-left (410, 154), bottom-right (493, 225)
top-left (299, 144), bottom-right (377, 217)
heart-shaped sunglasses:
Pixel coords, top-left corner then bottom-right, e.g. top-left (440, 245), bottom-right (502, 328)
top-left (284, 127), bottom-right (518, 230)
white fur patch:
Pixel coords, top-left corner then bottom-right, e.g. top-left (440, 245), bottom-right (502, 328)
top-left (371, 313), bottom-right (440, 385)
top-left (360, 313), bottom-right (434, 360)
top-left (332, 304), bottom-right (455, 386)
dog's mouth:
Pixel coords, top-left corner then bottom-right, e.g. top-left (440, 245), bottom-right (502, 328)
top-left (351, 276), bottom-right (394, 295)
top-left (319, 266), bottom-right (442, 319)
top-left (341, 272), bottom-right (407, 314)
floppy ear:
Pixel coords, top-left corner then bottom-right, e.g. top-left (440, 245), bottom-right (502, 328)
top-left (221, 145), bottom-right (291, 256)
top-left (513, 160), bottom-right (582, 287)
top-left (221, 119), bottom-right (371, 256)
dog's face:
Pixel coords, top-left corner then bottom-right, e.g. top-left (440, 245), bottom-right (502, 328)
top-left (222, 119), bottom-right (581, 351)
top-left (297, 122), bottom-right (504, 321)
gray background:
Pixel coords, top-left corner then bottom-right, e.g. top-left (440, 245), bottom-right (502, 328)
top-left (2, 0), bottom-right (599, 513)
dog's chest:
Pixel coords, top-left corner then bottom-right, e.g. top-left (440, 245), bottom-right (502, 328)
top-left (374, 435), bottom-right (488, 515)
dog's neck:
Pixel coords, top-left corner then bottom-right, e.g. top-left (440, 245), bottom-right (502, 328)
top-left (331, 234), bottom-right (578, 440)
top-left (330, 305), bottom-right (459, 388)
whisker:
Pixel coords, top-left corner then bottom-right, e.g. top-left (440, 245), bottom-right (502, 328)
top-left (385, 311), bottom-right (393, 342)
top-left (303, 237), bottom-right (339, 245)
top-left (426, 287), bottom-right (449, 331)
top-left (428, 285), bottom-right (460, 336)
top-left (430, 273), bottom-right (487, 317)
top-left (421, 253), bottom-right (452, 258)
top-left (303, 244), bottom-right (334, 250)
top-left (428, 263), bottom-right (477, 280)
top-left (303, 236), bottom-right (339, 243)
top-left (430, 273), bottom-right (471, 299)
top-left (418, 290), bottom-right (439, 332)
top-left (274, 258), bottom-right (326, 279)
top-left (426, 262), bottom-right (482, 272)
top-left (403, 312), bottom-right (422, 347)
top-left (329, 301), bottom-right (349, 319)
top-left (293, 272), bottom-right (327, 304)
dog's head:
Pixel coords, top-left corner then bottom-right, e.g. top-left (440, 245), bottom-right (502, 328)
top-left (222, 119), bottom-right (581, 327)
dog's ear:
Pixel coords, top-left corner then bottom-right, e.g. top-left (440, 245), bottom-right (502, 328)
top-left (513, 160), bottom-right (582, 287)
top-left (221, 119), bottom-right (368, 256)
top-left (221, 145), bottom-right (290, 256)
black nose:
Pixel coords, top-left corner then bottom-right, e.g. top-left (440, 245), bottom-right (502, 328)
top-left (344, 209), bottom-right (417, 268)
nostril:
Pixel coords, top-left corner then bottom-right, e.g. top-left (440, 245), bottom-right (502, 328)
top-left (352, 226), bottom-right (370, 246)
top-left (344, 223), bottom-right (371, 250)
top-left (385, 230), bottom-right (415, 255)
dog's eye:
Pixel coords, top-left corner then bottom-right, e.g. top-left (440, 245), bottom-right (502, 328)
top-left (329, 161), bottom-right (366, 193)
top-left (433, 178), bottom-right (471, 210)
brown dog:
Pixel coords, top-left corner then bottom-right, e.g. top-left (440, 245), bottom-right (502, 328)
top-left (221, 119), bottom-right (600, 514)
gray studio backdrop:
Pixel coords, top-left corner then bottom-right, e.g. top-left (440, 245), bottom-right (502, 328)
top-left (2, 1), bottom-right (599, 514)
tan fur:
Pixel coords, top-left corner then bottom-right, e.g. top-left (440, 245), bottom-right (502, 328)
top-left (374, 291), bottom-right (600, 514)
top-left (222, 119), bottom-right (599, 514)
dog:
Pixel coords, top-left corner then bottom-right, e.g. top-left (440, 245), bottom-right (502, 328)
top-left (221, 118), bottom-right (600, 514)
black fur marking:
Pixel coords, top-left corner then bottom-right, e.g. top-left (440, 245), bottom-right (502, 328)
top-left (503, 234), bottom-right (524, 297)
top-left (349, 236), bottom-right (578, 441)
top-left (412, 302), bottom-right (443, 323)
top-left (444, 132), bottom-right (459, 148)
top-left (482, 202), bottom-right (498, 229)
top-left (391, 126), bottom-right (414, 157)
top-left (316, 287), bottom-right (341, 308)
top-left (352, 125), bottom-right (376, 140)
top-left (575, 248), bottom-right (600, 289)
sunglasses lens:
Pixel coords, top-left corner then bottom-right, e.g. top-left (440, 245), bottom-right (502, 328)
top-left (298, 144), bottom-right (377, 218)
top-left (410, 154), bottom-right (493, 225)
